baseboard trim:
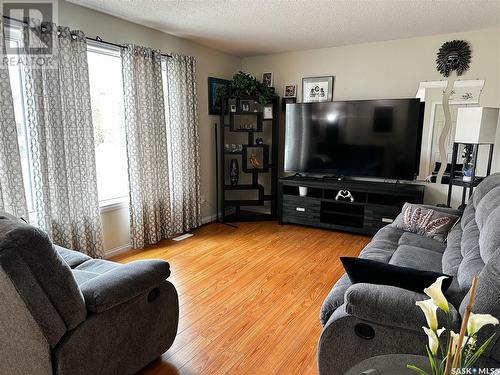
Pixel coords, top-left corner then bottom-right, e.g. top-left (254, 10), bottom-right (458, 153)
top-left (105, 243), bottom-right (132, 258)
top-left (201, 214), bottom-right (217, 225)
top-left (105, 214), bottom-right (218, 258)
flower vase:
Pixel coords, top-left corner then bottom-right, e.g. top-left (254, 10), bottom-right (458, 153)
top-left (463, 162), bottom-right (474, 182)
top-left (230, 159), bottom-right (239, 186)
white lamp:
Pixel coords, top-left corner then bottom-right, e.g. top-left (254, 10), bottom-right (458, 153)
top-left (455, 107), bottom-right (499, 144)
top-left (454, 107), bottom-right (499, 183)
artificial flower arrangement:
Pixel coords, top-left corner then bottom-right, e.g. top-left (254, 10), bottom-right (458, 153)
top-left (408, 276), bottom-right (499, 375)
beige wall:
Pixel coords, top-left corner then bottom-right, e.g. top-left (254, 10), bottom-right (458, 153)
top-left (242, 27), bottom-right (499, 107)
top-left (59, 1), bottom-right (241, 253)
top-left (57, 2), bottom-right (500, 251)
top-left (242, 27), bottom-right (500, 206)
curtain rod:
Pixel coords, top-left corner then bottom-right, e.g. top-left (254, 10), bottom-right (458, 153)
top-left (87, 36), bottom-right (172, 58)
top-left (2, 15), bottom-right (172, 58)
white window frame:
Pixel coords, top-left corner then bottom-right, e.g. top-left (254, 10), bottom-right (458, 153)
top-left (87, 41), bottom-right (129, 211)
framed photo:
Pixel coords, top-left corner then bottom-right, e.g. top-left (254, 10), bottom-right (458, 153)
top-left (283, 84), bottom-right (297, 98)
top-left (208, 77), bottom-right (230, 115)
top-left (228, 97), bottom-right (237, 113)
top-left (302, 76), bottom-right (334, 103)
top-left (263, 104), bottom-right (273, 119)
top-left (240, 99), bottom-right (252, 112)
top-left (262, 72), bottom-right (273, 87)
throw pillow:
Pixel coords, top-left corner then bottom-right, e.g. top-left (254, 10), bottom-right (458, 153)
top-left (340, 257), bottom-right (453, 293)
top-left (394, 203), bottom-right (460, 242)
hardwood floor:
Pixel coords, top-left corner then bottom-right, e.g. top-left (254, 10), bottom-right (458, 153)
top-left (111, 221), bottom-right (370, 375)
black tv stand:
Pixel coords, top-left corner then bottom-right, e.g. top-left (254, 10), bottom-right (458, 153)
top-left (321, 175), bottom-right (345, 181)
top-left (278, 176), bottom-right (425, 235)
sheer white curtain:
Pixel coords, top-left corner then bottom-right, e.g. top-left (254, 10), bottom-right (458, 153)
top-left (0, 18), bottom-right (28, 218)
top-left (20, 20), bottom-right (103, 257)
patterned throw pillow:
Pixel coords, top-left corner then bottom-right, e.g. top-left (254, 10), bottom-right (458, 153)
top-left (394, 203), bottom-right (460, 242)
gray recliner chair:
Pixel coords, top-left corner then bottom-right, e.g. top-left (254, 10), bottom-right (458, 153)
top-left (0, 212), bottom-right (179, 375)
top-left (318, 173), bottom-right (500, 374)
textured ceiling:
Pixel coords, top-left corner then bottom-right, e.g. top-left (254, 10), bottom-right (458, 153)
top-left (69, 0), bottom-right (500, 56)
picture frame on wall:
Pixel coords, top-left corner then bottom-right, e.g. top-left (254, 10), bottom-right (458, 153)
top-left (302, 76), bottom-right (334, 103)
top-left (263, 104), bottom-right (273, 119)
top-left (283, 84), bottom-right (297, 98)
top-left (240, 99), bottom-right (252, 112)
top-left (262, 72), bottom-right (273, 87)
top-left (208, 77), bottom-right (230, 115)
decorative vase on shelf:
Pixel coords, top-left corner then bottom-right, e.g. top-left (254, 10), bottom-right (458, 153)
top-left (462, 162), bottom-right (474, 182)
top-left (230, 159), bottom-right (239, 186)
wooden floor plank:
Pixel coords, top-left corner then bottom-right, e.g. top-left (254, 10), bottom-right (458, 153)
top-left (111, 222), bottom-right (370, 375)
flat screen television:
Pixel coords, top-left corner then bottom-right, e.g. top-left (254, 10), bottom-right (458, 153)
top-left (284, 99), bottom-right (424, 180)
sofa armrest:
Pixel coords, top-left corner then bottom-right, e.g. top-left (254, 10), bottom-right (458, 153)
top-left (79, 260), bottom-right (170, 313)
top-left (345, 283), bottom-right (461, 332)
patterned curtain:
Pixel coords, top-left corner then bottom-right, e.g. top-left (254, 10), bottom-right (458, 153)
top-left (162, 54), bottom-right (201, 233)
top-left (20, 20), bottom-right (103, 257)
top-left (0, 18), bottom-right (28, 218)
top-left (121, 44), bottom-right (172, 248)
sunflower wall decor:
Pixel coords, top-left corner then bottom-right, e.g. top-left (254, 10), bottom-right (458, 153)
top-left (436, 40), bottom-right (471, 77)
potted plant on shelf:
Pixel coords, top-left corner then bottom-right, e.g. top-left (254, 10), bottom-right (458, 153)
top-left (408, 277), bottom-right (498, 375)
top-left (216, 71), bottom-right (275, 109)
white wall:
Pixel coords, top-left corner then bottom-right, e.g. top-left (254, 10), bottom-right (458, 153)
top-left (242, 27), bottom-right (500, 206)
top-left (59, 1), bottom-right (241, 253)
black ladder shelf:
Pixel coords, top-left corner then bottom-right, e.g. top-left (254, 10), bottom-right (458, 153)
top-left (218, 95), bottom-right (280, 222)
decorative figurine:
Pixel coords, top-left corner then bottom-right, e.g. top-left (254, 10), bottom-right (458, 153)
top-left (249, 154), bottom-right (260, 169)
top-left (230, 159), bottom-right (239, 186)
top-left (435, 40), bottom-right (472, 184)
top-left (436, 40), bottom-right (471, 77)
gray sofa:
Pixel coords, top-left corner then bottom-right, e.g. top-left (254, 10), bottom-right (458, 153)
top-left (0, 212), bottom-right (179, 375)
top-left (318, 173), bottom-right (500, 374)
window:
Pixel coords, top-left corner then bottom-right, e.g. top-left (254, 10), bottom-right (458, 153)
top-left (87, 43), bottom-right (129, 206)
top-left (6, 26), bottom-right (35, 213)
top-left (5, 29), bottom-right (128, 212)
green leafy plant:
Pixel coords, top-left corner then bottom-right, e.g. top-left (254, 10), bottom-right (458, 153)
top-left (408, 277), bottom-right (498, 375)
top-left (230, 71), bottom-right (258, 96)
top-left (216, 71), bottom-right (275, 105)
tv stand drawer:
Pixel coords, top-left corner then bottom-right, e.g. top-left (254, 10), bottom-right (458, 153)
top-left (282, 196), bottom-right (320, 222)
top-left (365, 205), bottom-right (400, 222)
top-left (283, 195), bottom-right (320, 209)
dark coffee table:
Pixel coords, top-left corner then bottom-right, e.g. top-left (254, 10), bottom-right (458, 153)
top-left (345, 354), bottom-right (430, 375)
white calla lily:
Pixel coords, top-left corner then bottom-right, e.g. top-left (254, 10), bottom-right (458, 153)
top-left (424, 276), bottom-right (449, 313)
top-left (450, 330), bottom-right (477, 355)
top-left (423, 326), bottom-right (445, 355)
top-left (416, 299), bottom-right (439, 331)
top-left (467, 313), bottom-right (499, 336)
